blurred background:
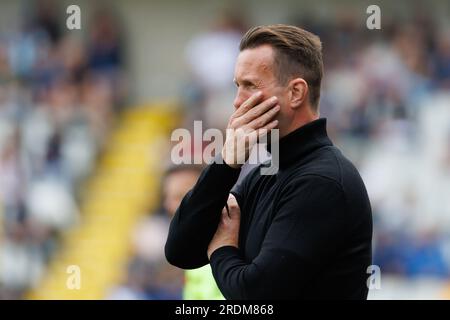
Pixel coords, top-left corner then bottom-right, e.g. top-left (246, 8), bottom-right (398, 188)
top-left (0, 0), bottom-right (450, 300)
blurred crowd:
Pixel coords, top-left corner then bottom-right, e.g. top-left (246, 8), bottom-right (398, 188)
top-left (308, 12), bottom-right (450, 278)
top-left (0, 1), bottom-right (126, 298)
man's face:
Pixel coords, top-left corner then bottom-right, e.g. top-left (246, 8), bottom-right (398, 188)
top-left (233, 45), bottom-right (293, 137)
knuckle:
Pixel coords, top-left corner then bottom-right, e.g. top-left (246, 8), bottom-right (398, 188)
top-left (229, 202), bottom-right (238, 209)
top-left (248, 109), bottom-right (257, 118)
top-left (243, 99), bottom-right (253, 108)
top-left (264, 99), bottom-right (274, 107)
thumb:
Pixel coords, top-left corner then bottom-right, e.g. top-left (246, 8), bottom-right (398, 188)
top-left (227, 194), bottom-right (240, 219)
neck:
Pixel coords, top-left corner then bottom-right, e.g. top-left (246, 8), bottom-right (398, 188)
top-left (266, 118), bottom-right (333, 170)
top-left (280, 105), bottom-right (319, 138)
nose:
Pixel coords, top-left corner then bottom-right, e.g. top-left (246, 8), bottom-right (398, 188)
top-left (233, 88), bottom-right (249, 110)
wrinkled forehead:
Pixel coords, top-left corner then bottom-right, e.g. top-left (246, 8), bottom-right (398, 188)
top-left (234, 45), bottom-right (276, 81)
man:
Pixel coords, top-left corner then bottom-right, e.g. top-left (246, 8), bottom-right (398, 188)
top-left (165, 25), bottom-right (373, 299)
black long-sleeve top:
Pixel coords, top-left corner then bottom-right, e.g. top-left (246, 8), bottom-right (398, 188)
top-left (165, 118), bottom-right (373, 299)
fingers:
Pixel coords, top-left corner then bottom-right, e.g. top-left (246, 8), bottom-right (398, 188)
top-left (233, 96), bottom-right (279, 129)
top-left (223, 91), bottom-right (279, 168)
top-left (246, 103), bottom-right (280, 130)
top-left (222, 205), bottom-right (229, 218)
top-left (226, 194), bottom-right (240, 220)
top-left (220, 194), bottom-right (240, 221)
top-left (233, 91), bottom-right (263, 118)
top-left (257, 120), bottom-right (279, 138)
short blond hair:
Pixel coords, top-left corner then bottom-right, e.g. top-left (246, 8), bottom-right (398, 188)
top-left (240, 24), bottom-right (323, 110)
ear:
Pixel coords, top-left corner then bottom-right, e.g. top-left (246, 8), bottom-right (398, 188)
top-left (288, 78), bottom-right (308, 109)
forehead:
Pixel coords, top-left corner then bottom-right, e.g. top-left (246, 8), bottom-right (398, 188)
top-left (234, 45), bottom-right (276, 80)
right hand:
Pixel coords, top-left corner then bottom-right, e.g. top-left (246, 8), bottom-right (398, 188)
top-left (221, 92), bottom-right (280, 168)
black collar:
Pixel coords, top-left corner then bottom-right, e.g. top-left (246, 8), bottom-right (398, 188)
top-left (267, 118), bottom-right (333, 170)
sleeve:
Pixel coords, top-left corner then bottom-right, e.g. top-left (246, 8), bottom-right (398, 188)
top-left (209, 175), bottom-right (349, 299)
top-left (164, 155), bottom-right (242, 269)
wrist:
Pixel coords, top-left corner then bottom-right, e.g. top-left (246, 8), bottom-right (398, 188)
top-left (209, 245), bottom-right (240, 262)
top-left (208, 243), bottom-right (238, 260)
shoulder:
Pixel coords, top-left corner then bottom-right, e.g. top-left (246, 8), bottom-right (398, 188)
top-left (281, 173), bottom-right (345, 197)
top-left (292, 145), bottom-right (363, 189)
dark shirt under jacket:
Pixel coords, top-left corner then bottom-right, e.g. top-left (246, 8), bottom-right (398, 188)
top-left (165, 118), bottom-right (373, 299)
